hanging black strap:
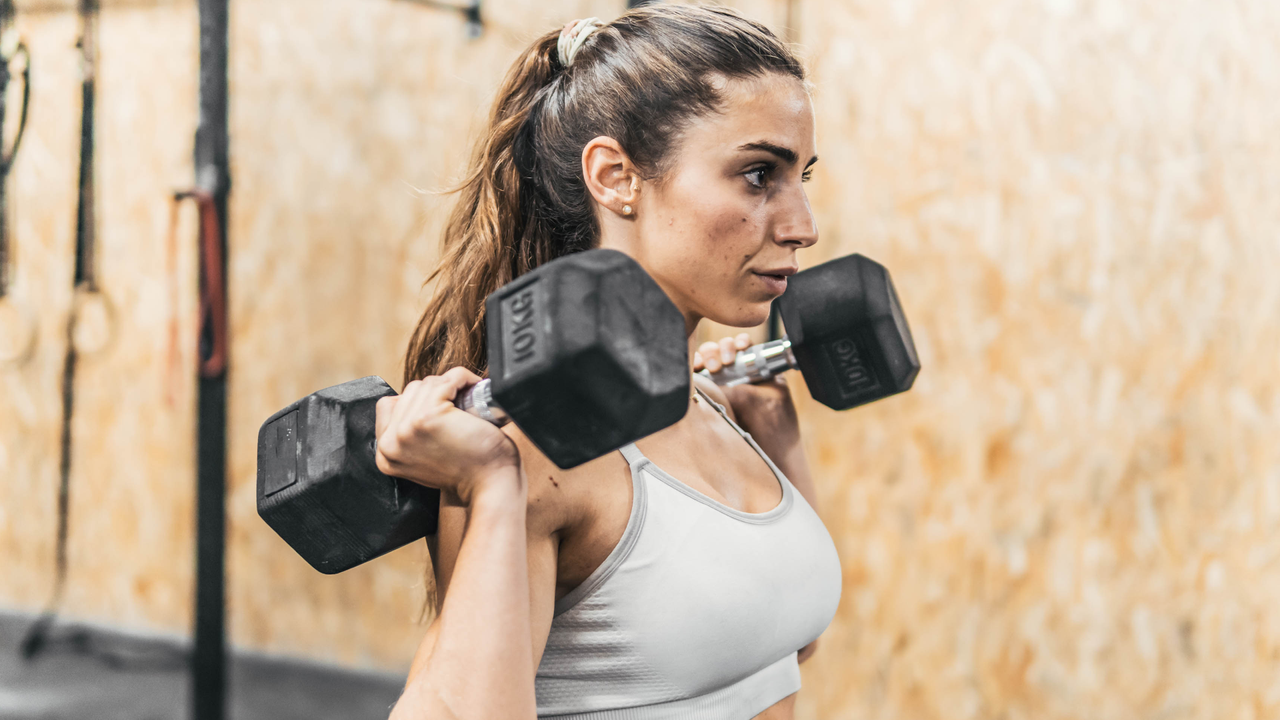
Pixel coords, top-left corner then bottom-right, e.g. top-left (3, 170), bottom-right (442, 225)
top-left (1, 0), bottom-right (32, 298)
top-left (21, 0), bottom-right (99, 663)
top-left (73, 0), bottom-right (98, 292)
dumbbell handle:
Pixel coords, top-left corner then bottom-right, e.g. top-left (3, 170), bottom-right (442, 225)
top-left (698, 337), bottom-right (797, 387)
top-left (462, 336), bottom-right (795, 425)
top-left (459, 336), bottom-right (794, 424)
top-left (457, 378), bottom-right (512, 426)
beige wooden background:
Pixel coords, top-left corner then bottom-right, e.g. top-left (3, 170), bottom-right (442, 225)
top-left (3, 0), bottom-right (1278, 717)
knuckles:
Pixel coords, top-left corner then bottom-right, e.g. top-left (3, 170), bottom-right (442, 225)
top-left (372, 371), bottom-right (499, 487)
top-left (374, 451), bottom-right (395, 476)
top-left (408, 409), bottom-right (445, 437)
top-left (374, 435), bottom-right (400, 472)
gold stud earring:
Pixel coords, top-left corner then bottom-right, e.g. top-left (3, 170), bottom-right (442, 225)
top-left (622, 204), bottom-right (633, 215)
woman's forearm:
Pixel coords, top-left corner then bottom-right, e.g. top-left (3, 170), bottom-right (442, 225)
top-left (392, 467), bottom-right (535, 720)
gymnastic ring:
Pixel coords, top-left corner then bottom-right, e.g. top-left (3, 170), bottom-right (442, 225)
top-left (69, 288), bottom-right (117, 358)
top-left (0, 295), bottom-right (37, 368)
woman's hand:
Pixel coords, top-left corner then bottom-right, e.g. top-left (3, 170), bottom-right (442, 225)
top-left (694, 333), bottom-right (800, 442)
top-left (375, 366), bottom-right (520, 504)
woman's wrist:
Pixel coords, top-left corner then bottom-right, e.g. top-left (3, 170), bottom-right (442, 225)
top-left (465, 463), bottom-right (526, 511)
top-left (731, 383), bottom-right (800, 436)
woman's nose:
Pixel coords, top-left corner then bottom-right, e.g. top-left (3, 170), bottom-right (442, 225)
top-left (775, 188), bottom-right (818, 248)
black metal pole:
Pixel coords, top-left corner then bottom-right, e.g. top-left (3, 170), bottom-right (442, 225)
top-left (192, 0), bottom-right (228, 717)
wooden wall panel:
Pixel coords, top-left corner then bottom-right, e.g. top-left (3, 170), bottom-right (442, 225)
top-left (3, 2), bottom-right (1279, 719)
top-left (791, 1), bottom-right (1280, 718)
top-left (2, 1), bottom-right (200, 634)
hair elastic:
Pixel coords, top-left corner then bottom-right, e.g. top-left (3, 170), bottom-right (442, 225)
top-left (557, 17), bottom-right (604, 67)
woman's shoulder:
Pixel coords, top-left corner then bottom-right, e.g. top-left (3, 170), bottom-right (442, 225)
top-left (501, 421), bottom-right (632, 538)
top-left (691, 372), bottom-right (737, 422)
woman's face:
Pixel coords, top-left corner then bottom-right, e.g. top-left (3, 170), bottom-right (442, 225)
top-left (632, 73), bottom-right (819, 333)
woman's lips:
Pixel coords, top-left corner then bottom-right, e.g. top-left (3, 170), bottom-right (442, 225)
top-left (753, 272), bottom-right (788, 294)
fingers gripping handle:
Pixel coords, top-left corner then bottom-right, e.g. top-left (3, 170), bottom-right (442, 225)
top-left (698, 337), bottom-right (797, 387)
top-left (371, 378), bottom-right (510, 460)
top-left (457, 378), bottom-right (511, 426)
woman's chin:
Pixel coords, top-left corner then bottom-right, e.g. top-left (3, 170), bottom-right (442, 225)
top-left (704, 305), bottom-right (772, 330)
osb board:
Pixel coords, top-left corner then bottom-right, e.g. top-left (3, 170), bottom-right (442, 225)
top-left (789, 1), bottom-right (1280, 718)
top-left (1, 2), bottom-right (201, 633)
top-left (2, 2), bottom-right (1279, 719)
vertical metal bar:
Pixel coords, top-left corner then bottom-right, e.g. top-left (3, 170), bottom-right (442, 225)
top-left (192, 0), bottom-right (228, 717)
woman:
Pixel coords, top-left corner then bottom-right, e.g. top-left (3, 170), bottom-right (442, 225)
top-left (376, 6), bottom-right (841, 718)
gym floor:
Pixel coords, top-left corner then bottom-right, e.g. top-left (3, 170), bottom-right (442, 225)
top-left (0, 612), bottom-right (403, 720)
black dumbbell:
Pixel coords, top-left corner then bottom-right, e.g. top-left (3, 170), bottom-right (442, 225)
top-left (702, 253), bottom-right (919, 408)
top-left (257, 249), bottom-right (690, 574)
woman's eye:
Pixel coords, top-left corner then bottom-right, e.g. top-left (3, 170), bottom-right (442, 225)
top-left (745, 164), bottom-right (813, 189)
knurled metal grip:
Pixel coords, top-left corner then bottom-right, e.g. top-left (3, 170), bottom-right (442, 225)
top-left (457, 378), bottom-right (511, 425)
top-left (698, 337), bottom-right (798, 386)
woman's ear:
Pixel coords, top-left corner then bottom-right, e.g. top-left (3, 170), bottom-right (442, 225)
top-left (581, 136), bottom-right (640, 217)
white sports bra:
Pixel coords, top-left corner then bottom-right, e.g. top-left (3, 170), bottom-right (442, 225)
top-left (534, 388), bottom-right (843, 719)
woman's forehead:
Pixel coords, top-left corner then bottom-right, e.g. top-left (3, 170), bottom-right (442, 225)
top-left (684, 74), bottom-right (816, 159)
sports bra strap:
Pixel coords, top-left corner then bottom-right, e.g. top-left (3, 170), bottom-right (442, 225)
top-left (695, 386), bottom-right (751, 439)
top-left (618, 442), bottom-right (647, 467)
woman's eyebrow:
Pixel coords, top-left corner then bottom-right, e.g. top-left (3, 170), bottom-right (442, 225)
top-left (737, 141), bottom-right (819, 168)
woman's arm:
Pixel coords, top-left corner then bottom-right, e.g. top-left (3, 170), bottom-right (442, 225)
top-left (413, 423), bottom-right (567, 719)
top-left (390, 466), bottom-right (535, 720)
top-left (374, 368), bottom-right (551, 718)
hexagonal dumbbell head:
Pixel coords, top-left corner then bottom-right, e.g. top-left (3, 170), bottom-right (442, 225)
top-left (486, 248), bottom-right (691, 469)
top-left (777, 254), bottom-right (920, 410)
top-left (257, 376), bottom-right (439, 574)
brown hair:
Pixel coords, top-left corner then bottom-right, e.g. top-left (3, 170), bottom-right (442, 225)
top-left (403, 4), bottom-right (806, 384)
